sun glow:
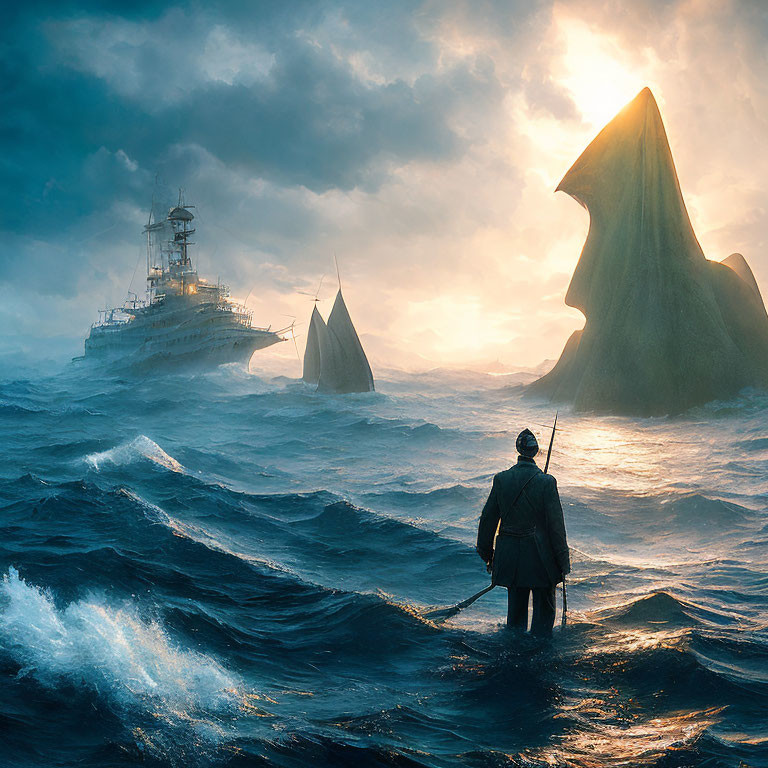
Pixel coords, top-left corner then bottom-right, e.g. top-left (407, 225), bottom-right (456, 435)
top-left (554, 11), bottom-right (656, 129)
top-left (400, 295), bottom-right (513, 362)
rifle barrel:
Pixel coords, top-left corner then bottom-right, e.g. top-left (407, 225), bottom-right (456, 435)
top-left (544, 411), bottom-right (558, 474)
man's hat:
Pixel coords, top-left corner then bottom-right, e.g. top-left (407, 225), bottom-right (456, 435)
top-left (516, 428), bottom-right (539, 457)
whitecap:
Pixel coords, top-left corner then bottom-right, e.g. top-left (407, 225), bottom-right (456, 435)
top-left (0, 567), bottom-right (240, 734)
top-left (85, 435), bottom-right (184, 473)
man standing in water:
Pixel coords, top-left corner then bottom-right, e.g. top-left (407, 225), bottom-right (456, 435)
top-left (476, 429), bottom-right (570, 634)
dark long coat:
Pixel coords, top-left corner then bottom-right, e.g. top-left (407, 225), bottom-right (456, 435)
top-left (476, 456), bottom-right (570, 588)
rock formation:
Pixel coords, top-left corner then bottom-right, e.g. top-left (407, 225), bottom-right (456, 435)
top-left (529, 87), bottom-right (768, 415)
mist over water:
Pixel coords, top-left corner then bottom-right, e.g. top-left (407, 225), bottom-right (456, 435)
top-left (0, 361), bottom-right (766, 767)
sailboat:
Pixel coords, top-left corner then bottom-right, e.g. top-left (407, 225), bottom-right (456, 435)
top-left (302, 285), bottom-right (374, 394)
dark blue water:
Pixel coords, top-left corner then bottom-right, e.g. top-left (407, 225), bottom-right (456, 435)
top-left (0, 362), bottom-right (766, 767)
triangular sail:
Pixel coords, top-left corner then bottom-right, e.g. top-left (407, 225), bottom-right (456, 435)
top-left (302, 306), bottom-right (326, 384)
top-left (317, 290), bottom-right (375, 394)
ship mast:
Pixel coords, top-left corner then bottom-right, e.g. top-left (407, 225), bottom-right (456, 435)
top-left (143, 188), bottom-right (197, 301)
top-left (168, 188), bottom-right (195, 269)
top-left (145, 206), bottom-right (153, 303)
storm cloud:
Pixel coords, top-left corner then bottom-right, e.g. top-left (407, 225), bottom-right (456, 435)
top-left (1, 0), bottom-right (766, 369)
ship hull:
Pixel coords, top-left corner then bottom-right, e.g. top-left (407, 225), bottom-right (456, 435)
top-left (83, 332), bottom-right (280, 373)
top-left (82, 299), bottom-right (282, 373)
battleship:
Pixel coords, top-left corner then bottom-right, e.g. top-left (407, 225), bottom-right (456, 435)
top-left (78, 193), bottom-right (287, 372)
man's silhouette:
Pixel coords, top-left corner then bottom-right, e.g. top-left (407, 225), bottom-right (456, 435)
top-left (476, 428), bottom-right (570, 634)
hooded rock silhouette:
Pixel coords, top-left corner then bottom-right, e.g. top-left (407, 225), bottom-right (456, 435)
top-left (529, 87), bottom-right (768, 415)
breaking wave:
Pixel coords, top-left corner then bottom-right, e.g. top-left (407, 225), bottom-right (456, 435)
top-left (85, 435), bottom-right (185, 473)
top-left (0, 567), bottom-right (243, 737)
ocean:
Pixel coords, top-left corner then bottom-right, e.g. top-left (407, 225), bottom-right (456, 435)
top-left (0, 360), bottom-right (766, 767)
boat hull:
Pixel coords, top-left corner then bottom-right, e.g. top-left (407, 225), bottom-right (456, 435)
top-left (82, 299), bottom-right (283, 373)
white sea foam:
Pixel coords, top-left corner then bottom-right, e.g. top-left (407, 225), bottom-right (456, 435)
top-left (85, 435), bottom-right (184, 473)
top-left (0, 567), bottom-right (239, 729)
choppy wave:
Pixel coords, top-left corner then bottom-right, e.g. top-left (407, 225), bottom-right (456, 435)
top-left (0, 567), bottom-right (240, 718)
top-left (0, 363), bottom-right (765, 767)
top-left (0, 566), bottom-right (249, 768)
top-left (596, 590), bottom-right (738, 629)
top-left (85, 435), bottom-right (185, 473)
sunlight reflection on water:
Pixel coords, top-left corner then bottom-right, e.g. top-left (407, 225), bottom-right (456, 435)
top-left (553, 417), bottom-right (715, 495)
top-left (539, 707), bottom-right (721, 767)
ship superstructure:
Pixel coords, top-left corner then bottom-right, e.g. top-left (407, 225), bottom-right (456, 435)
top-left (81, 192), bottom-right (286, 371)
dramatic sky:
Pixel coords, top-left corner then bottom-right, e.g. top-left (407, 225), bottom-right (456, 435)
top-left (2, 0), bottom-right (767, 370)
